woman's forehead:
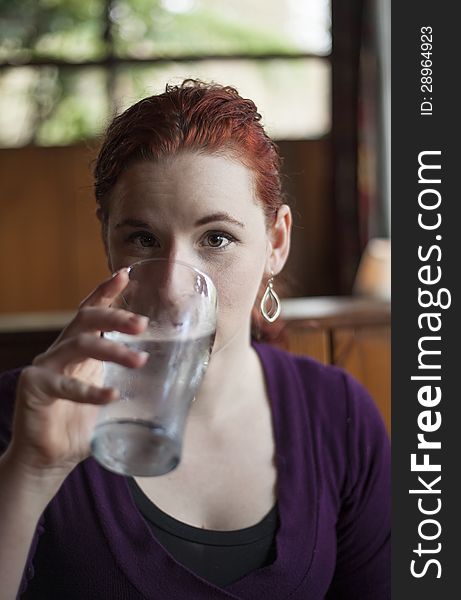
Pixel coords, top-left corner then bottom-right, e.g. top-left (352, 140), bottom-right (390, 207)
top-left (115, 152), bottom-right (253, 190)
top-left (109, 153), bottom-right (263, 221)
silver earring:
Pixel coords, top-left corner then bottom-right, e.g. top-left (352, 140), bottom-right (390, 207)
top-left (260, 275), bottom-right (281, 323)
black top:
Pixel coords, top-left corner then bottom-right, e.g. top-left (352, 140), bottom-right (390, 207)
top-left (126, 477), bottom-right (279, 587)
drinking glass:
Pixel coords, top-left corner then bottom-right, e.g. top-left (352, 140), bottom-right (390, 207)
top-left (91, 258), bottom-right (217, 476)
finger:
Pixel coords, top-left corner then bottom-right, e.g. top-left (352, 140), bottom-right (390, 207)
top-left (62, 306), bottom-right (149, 339)
top-left (20, 366), bottom-right (119, 407)
top-left (50, 269), bottom-right (135, 348)
top-left (80, 268), bottom-right (130, 309)
top-left (34, 333), bottom-right (149, 371)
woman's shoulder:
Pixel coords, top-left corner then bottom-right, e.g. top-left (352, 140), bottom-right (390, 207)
top-left (253, 341), bottom-right (387, 438)
top-left (273, 344), bottom-right (389, 475)
top-left (254, 338), bottom-right (350, 386)
top-left (0, 368), bottom-right (23, 452)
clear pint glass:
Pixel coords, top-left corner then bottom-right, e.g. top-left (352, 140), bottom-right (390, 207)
top-left (91, 258), bottom-right (217, 477)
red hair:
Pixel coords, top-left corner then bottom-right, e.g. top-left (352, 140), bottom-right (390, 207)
top-left (94, 79), bottom-right (284, 223)
top-left (94, 79), bottom-right (288, 341)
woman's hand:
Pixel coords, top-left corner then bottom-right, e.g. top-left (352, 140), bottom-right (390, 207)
top-left (6, 269), bottom-right (149, 484)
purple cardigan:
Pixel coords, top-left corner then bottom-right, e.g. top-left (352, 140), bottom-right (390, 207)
top-left (0, 342), bottom-right (390, 599)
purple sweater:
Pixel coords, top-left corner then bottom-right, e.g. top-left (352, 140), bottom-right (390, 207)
top-left (0, 342), bottom-right (390, 599)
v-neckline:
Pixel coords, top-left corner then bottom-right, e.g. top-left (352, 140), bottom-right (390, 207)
top-left (85, 341), bottom-right (320, 598)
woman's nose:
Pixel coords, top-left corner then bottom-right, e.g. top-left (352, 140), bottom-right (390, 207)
top-left (160, 258), bottom-right (186, 298)
top-left (161, 239), bottom-right (197, 268)
top-left (156, 257), bottom-right (200, 328)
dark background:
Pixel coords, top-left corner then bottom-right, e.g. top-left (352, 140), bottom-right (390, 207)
top-left (392, 2), bottom-right (459, 596)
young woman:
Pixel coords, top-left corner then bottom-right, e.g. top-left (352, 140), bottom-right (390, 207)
top-left (0, 80), bottom-right (390, 599)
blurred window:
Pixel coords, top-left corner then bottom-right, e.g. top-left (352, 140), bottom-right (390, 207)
top-left (0, 0), bottom-right (331, 147)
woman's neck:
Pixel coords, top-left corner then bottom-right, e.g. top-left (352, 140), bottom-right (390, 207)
top-left (188, 329), bottom-right (261, 424)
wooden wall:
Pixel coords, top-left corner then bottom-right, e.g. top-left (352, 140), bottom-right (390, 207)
top-left (278, 139), bottom-right (335, 297)
top-left (0, 144), bottom-right (108, 312)
top-left (0, 139), bottom-right (333, 313)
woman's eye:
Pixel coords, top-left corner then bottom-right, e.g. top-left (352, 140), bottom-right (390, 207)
top-left (126, 231), bottom-right (157, 247)
top-left (203, 232), bottom-right (235, 249)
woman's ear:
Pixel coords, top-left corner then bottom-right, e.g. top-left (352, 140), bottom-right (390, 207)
top-left (265, 204), bottom-right (292, 276)
top-left (96, 208), bottom-right (112, 271)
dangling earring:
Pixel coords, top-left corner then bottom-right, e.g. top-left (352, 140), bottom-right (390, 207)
top-left (260, 273), bottom-right (281, 323)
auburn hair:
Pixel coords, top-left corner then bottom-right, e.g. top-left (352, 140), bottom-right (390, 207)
top-left (94, 79), bottom-right (284, 223)
top-left (93, 79), bottom-right (289, 340)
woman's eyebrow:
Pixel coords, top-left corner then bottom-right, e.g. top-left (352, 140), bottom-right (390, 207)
top-left (115, 219), bottom-right (152, 229)
top-left (194, 213), bottom-right (245, 228)
top-left (115, 214), bottom-right (245, 229)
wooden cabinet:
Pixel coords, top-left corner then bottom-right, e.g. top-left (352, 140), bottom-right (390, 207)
top-left (0, 297), bottom-right (390, 433)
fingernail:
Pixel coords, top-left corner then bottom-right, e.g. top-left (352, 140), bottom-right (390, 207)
top-left (101, 387), bottom-right (119, 400)
top-left (111, 267), bottom-right (129, 278)
top-left (130, 314), bottom-right (149, 327)
top-left (138, 351), bottom-right (150, 361)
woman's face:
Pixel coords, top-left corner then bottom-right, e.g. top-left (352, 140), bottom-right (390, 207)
top-left (103, 151), bottom-right (287, 351)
